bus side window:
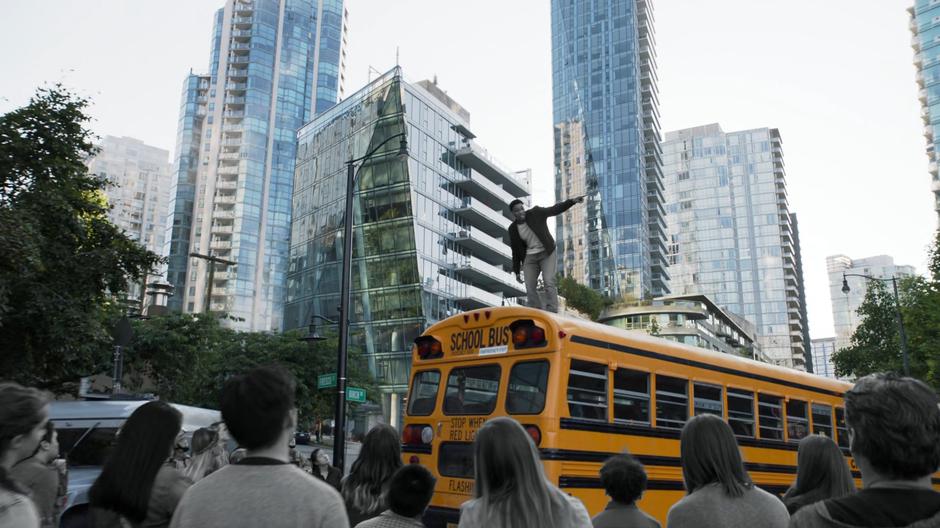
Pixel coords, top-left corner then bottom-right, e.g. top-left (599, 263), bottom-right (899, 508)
top-left (407, 370), bottom-right (441, 416)
top-left (613, 368), bottom-right (650, 425)
top-left (567, 359), bottom-right (608, 421)
top-left (835, 406), bottom-right (849, 448)
top-left (507, 360), bottom-right (549, 415)
top-left (655, 375), bottom-right (688, 430)
top-left (727, 388), bottom-right (755, 437)
top-left (786, 399), bottom-right (809, 442)
top-left (812, 403), bottom-right (833, 438)
top-left (693, 383), bottom-right (722, 417)
top-left (759, 394), bottom-right (784, 441)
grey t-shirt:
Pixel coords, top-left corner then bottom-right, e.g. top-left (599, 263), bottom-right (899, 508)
top-left (666, 483), bottom-right (789, 528)
top-left (169, 460), bottom-right (349, 528)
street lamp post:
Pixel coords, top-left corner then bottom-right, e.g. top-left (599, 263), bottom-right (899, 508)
top-left (841, 272), bottom-right (910, 376)
top-left (332, 132), bottom-right (407, 471)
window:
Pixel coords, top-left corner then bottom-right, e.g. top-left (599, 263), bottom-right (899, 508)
top-left (694, 383), bottom-right (723, 417)
top-left (812, 403), bottom-right (833, 438)
top-left (443, 365), bottom-right (500, 415)
top-left (507, 361), bottom-right (549, 415)
top-left (438, 442), bottom-right (474, 478)
top-left (567, 359), bottom-right (607, 421)
top-left (835, 407), bottom-right (849, 448)
top-left (407, 370), bottom-right (440, 416)
top-left (728, 389), bottom-right (755, 437)
top-left (656, 375), bottom-right (688, 430)
top-left (613, 368), bottom-right (649, 424)
top-left (786, 399), bottom-right (809, 441)
top-left (759, 394), bottom-right (784, 440)
top-left (56, 427), bottom-right (120, 466)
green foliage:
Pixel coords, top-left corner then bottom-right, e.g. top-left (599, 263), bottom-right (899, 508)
top-left (833, 230), bottom-right (940, 388)
top-left (0, 85), bottom-right (161, 388)
top-left (557, 275), bottom-right (613, 321)
top-left (122, 313), bottom-right (377, 425)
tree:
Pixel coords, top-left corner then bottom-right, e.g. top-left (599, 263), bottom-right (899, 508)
top-left (833, 230), bottom-right (940, 388)
top-left (557, 275), bottom-right (612, 321)
top-left (0, 86), bottom-right (161, 389)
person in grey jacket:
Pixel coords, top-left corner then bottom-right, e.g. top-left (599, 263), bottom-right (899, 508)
top-left (790, 373), bottom-right (940, 528)
top-left (667, 414), bottom-right (789, 528)
top-left (507, 196), bottom-right (583, 313)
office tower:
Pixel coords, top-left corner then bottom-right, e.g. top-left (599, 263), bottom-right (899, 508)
top-left (662, 124), bottom-right (807, 369)
top-left (551, 0), bottom-right (668, 300)
top-left (910, 1), bottom-right (940, 220)
top-left (791, 213), bottom-right (813, 371)
top-left (285, 69), bottom-right (530, 423)
top-left (826, 254), bottom-right (916, 351)
top-left (811, 337), bottom-right (837, 378)
top-left (163, 0), bottom-right (347, 331)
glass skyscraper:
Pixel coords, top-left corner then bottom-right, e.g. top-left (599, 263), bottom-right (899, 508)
top-left (285, 69), bottom-right (530, 423)
top-left (163, 0), bottom-right (347, 331)
top-left (551, 0), bottom-right (668, 300)
top-left (661, 124), bottom-right (807, 368)
top-left (910, 1), bottom-right (940, 219)
top-left (811, 337), bottom-right (837, 379)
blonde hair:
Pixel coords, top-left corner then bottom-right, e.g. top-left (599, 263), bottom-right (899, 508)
top-left (472, 417), bottom-right (567, 528)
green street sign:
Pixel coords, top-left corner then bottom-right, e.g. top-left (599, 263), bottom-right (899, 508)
top-left (346, 387), bottom-right (366, 403)
top-left (318, 373), bottom-right (337, 389)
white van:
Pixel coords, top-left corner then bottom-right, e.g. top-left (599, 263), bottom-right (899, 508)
top-left (51, 400), bottom-right (220, 528)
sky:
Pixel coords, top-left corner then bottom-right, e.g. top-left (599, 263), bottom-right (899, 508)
top-left (0, 0), bottom-right (933, 340)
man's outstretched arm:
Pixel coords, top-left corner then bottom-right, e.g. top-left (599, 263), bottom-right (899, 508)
top-left (544, 195), bottom-right (585, 216)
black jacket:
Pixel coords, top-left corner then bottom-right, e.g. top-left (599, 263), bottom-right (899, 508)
top-left (507, 199), bottom-right (578, 275)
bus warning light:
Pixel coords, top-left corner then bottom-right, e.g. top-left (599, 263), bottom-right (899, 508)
top-left (524, 424), bottom-right (542, 446)
top-left (509, 319), bottom-right (548, 349)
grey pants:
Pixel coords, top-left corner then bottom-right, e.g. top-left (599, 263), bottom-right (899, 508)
top-left (523, 251), bottom-right (559, 313)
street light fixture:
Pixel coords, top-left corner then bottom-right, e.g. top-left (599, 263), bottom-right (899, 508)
top-left (841, 272), bottom-right (910, 376)
top-left (300, 314), bottom-right (337, 343)
top-left (333, 131), bottom-right (408, 471)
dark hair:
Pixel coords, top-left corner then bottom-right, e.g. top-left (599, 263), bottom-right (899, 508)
top-left (221, 364), bottom-right (296, 450)
top-left (509, 199), bottom-right (524, 211)
top-left (0, 383), bottom-right (50, 493)
top-left (600, 453), bottom-right (648, 504)
top-left (387, 464), bottom-right (436, 518)
top-left (89, 401), bottom-right (182, 523)
top-left (190, 427), bottom-right (218, 455)
top-left (680, 414), bottom-right (752, 498)
top-left (783, 434), bottom-right (855, 511)
top-left (845, 373), bottom-right (940, 480)
top-left (342, 424), bottom-right (403, 515)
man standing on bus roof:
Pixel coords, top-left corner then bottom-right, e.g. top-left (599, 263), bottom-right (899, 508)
top-left (508, 196), bottom-right (584, 313)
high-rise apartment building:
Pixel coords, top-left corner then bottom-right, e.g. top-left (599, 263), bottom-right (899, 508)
top-left (551, 0), bottom-right (668, 300)
top-left (811, 337), bottom-right (837, 378)
top-left (87, 136), bottom-right (173, 303)
top-left (163, 0), bottom-right (347, 331)
top-left (284, 69), bottom-right (530, 423)
top-left (826, 254), bottom-right (916, 351)
top-left (910, 1), bottom-right (940, 219)
top-left (662, 124), bottom-right (807, 369)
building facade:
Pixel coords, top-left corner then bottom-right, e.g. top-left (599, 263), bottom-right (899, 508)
top-left (811, 337), bottom-right (837, 379)
top-left (599, 294), bottom-right (764, 360)
top-left (87, 136), bottom-right (173, 305)
top-left (551, 0), bottom-right (668, 300)
top-left (285, 69), bottom-right (530, 423)
top-left (163, 0), bottom-right (347, 331)
top-left (826, 254), bottom-right (916, 352)
top-left (662, 124), bottom-right (807, 369)
top-left (910, 1), bottom-right (940, 219)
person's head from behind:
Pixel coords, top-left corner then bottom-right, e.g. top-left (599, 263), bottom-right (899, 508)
top-left (600, 453), bottom-right (648, 505)
top-left (509, 199), bottom-right (526, 222)
top-left (680, 413), bottom-right (752, 498)
top-left (387, 464), bottom-right (436, 518)
top-left (791, 434), bottom-right (855, 501)
top-left (344, 424), bottom-right (404, 513)
top-left (191, 427), bottom-right (219, 457)
top-left (0, 383), bottom-right (50, 471)
top-left (89, 401), bottom-right (182, 523)
top-left (845, 373), bottom-right (940, 481)
top-left (221, 364), bottom-right (296, 451)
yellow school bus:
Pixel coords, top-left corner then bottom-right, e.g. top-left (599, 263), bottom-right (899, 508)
top-left (401, 306), bottom-right (874, 527)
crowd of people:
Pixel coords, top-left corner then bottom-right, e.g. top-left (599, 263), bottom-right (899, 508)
top-left (1, 370), bottom-right (938, 528)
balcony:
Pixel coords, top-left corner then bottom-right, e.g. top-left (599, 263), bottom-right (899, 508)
top-left (225, 96), bottom-right (246, 105)
top-left (452, 255), bottom-right (525, 297)
top-left (210, 239), bottom-right (232, 250)
top-left (212, 224), bottom-right (234, 234)
top-left (453, 170), bottom-right (515, 212)
top-left (455, 283), bottom-right (505, 311)
top-left (214, 194), bottom-right (237, 205)
top-left (215, 180), bottom-right (237, 190)
top-left (447, 228), bottom-right (512, 268)
top-left (231, 29), bottom-right (252, 39)
top-left (226, 69), bottom-right (248, 80)
top-left (214, 210), bottom-right (236, 219)
top-left (234, 16), bottom-right (253, 26)
top-left (218, 152), bottom-right (241, 161)
top-left (229, 55), bottom-right (250, 64)
top-left (452, 198), bottom-right (508, 238)
top-left (454, 140), bottom-right (528, 197)
top-left (225, 82), bottom-right (247, 92)
top-left (223, 110), bottom-right (244, 119)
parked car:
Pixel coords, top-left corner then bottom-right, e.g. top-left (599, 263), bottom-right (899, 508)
top-left (52, 399), bottom-right (220, 528)
top-left (294, 430), bottom-right (311, 445)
